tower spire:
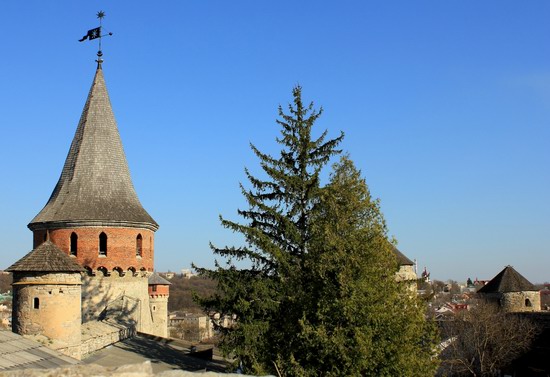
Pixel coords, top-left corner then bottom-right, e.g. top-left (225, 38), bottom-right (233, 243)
top-left (28, 64), bottom-right (158, 232)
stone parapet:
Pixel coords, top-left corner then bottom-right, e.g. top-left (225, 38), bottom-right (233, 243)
top-left (81, 321), bottom-right (136, 358)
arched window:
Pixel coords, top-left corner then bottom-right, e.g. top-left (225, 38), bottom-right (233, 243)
top-left (136, 234), bottom-right (143, 257)
top-left (525, 298), bottom-right (532, 307)
top-left (99, 232), bottom-right (107, 256)
top-left (70, 232), bottom-right (78, 256)
top-left (33, 297), bottom-right (40, 309)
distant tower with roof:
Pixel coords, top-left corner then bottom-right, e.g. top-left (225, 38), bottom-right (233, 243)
top-left (478, 265), bottom-right (540, 312)
top-left (392, 246), bottom-right (418, 291)
top-left (8, 18), bottom-right (169, 356)
top-left (148, 273), bottom-right (171, 337)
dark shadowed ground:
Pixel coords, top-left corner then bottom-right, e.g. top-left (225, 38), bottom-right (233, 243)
top-left (82, 334), bottom-right (229, 374)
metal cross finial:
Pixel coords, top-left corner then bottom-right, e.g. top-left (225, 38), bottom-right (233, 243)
top-left (96, 11), bottom-right (106, 67)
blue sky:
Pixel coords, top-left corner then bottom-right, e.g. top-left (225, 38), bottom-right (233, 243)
top-left (1, 1), bottom-right (549, 283)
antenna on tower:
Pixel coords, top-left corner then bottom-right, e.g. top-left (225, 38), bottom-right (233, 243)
top-left (78, 10), bottom-right (113, 68)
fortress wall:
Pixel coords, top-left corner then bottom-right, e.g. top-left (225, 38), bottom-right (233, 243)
top-left (148, 296), bottom-right (169, 338)
top-left (395, 265), bottom-right (417, 292)
top-left (82, 274), bottom-right (167, 337)
top-left (81, 321), bottom-right (136, 358)
top-left (502, 291), bottom-right (541, 312)
top-left (81, 274), bottom-right (150, 328)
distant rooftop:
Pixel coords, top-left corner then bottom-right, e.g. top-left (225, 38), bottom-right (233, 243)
top-left (148, 273), bottom-right (171, 285)
top-left (478, 265), bottom-right (536, 294)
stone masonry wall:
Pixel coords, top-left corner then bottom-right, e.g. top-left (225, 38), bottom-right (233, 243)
top-left (33, 227), bottom-right (154, 272)
top-left (395, 265), bottom-right (417, 292)
top-left (82, 274), bottom-right (166, 337)
top-left (81, 320), bottom-right (136, 358)
top-left (0, 362), bottom-right (253, 377)
top-left (149, 296), bottom-right (169, 338)
top-left (502, 291), bottom-right (541, 312)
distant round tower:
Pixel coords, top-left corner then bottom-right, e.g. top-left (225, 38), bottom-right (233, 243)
top-left (7, 240), bottom-right (85, 359)
top-left (148, 273), bottom-right (171, 337)
top-left (27, 65), bottom-right (158, 275)
top-left (478, 266), bottom-right (541, 312)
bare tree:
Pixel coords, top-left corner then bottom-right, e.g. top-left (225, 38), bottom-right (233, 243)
top-left (438, 301), bottom-right (539, 376)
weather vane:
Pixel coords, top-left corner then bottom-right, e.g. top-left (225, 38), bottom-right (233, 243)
top-left (78, 11), bottom-right (113, 67)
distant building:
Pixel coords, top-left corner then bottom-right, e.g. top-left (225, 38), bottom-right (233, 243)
top-left (421, 266), bottom-right (431, 283)
top-left (169, 312), bottom-right (214, 342)
top-left (181, 269), bottom-right (196, 279)
top-left (478, 265), bottom-right (540, 312)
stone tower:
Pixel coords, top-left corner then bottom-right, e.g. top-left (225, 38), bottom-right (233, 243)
top-left (478, 265), bottom-right (541, 312)
top-left (24, 62), bottom-right (166, 336)
top-left (148, 273), bottom-right (171, 337)
top-left (7, 240), bottom-right (85, 359)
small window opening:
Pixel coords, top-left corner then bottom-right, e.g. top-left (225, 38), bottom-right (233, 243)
top-left (136, 234), bottom-right (143, 257)
top-left (152, 305), bottom-right (156, 311)
top-left (152, 285), bottom-right (158, 292)
top-left (99, 232), bottom-right (107, 256)
top-left (525, 298), bottom-right (532, 307)
top-left (33, 297), bottom-right (40, 309)
top-left (70, 232), bottom-right (78, 256)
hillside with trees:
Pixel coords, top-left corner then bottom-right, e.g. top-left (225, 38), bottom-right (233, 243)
top-left (166, 275), bottom-right (216, 313)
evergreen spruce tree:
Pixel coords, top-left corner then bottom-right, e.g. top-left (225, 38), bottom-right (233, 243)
top-left (195, 86), bottom-right (343, 375)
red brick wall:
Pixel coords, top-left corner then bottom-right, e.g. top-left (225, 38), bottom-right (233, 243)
top-left (33, 227), bottom-right (155, 272)
top-left (148, 284), bottom-right (169, 297)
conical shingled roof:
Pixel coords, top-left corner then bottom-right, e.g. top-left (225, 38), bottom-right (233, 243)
top-left (392, 245), bottom-right (414, 266)
top-left (478, 266), bottom-right (536, 293)
top-left (6, 241), bottom-right (84, 273)
top-left (28, 67), bottom-right (158, 231)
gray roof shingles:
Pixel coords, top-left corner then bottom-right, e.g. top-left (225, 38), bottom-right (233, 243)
top-left (148, 273), bottom-right (171, 285)
top-left (28, 67), bottom-right (157, 231)
top-left (6, 240), bottom-right (84, 273)
top-left (478, 265), bottom-right (536, 293)
top-left (392, 246), bottom-right (414, 266)
top-left (0, 331), bottom-right (78, 371)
